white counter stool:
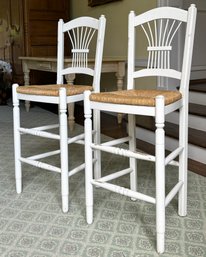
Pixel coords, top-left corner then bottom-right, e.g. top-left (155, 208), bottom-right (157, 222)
top-left (12, 15), bottom-right (106, 213)
top-left (84, 5), bottom-right (196, 253)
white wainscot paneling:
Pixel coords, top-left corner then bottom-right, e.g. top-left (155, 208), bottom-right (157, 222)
top-left (183, 0), bottom-right (206, 79)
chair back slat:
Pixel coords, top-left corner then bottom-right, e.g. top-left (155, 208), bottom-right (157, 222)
top-left (68, 27), bottom-right (96, 68)
top-left (57, 15), bottom-right (106, 92)
top-left (127, 5), bottom-right (197, 92)
top-left (140, 19), bottom-right (182, 71)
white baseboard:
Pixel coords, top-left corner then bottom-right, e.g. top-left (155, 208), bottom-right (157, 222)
top-left (135, 126), bottom-right (206, 164)
top-left (166, 112), bottom-right (206, 131)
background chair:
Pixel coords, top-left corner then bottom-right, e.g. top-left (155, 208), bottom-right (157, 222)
top-left (84, 5), bottom-right (196, 253)
top-left (12, 15), bottom-right (106, 213)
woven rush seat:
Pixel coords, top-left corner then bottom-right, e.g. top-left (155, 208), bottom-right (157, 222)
top-left (90, 89), bottom-right (182, 106)
top-left (17, 84), bottom-right (93, 96)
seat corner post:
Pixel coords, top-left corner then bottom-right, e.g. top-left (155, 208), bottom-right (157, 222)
top-left (84, 90), bottom-right (93, 224)
top-left (12, 83), bottom-right (22, 194)
top-left (128, 114), bottom-right (137, 194)
top-left (155, 95), bottom-right (166, 254)
top-left (59, 87), bottom-right (69, 213)
top-left (178, 104), bottom-right (188, 217)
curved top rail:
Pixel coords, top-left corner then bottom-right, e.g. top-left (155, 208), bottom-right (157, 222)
top-left (133, 7), bottom-right (188, 26)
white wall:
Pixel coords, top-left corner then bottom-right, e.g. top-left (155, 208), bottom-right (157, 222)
top-left (70, 0), bottom-right (206, 92)
top-left (70, 0), bottom-right (156, 59)
top-left (70, 0), bottom-right (156, 91)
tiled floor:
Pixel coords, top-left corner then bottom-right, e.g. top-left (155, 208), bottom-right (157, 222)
top-left (0, 104), bottom-right (206, 257)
